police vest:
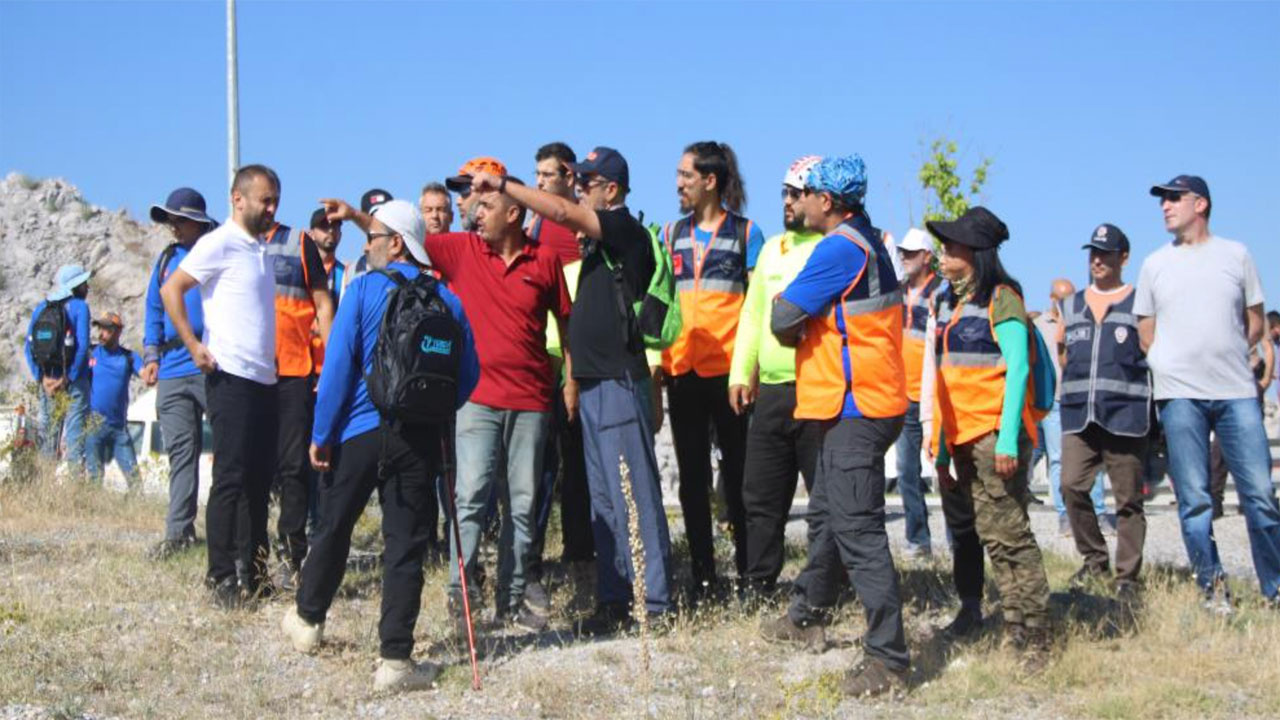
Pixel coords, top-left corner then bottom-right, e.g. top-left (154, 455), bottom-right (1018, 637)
top-left (1059, 288), bottom-right (1151, 437)
top-left (263, 223), bottom-right (319, 378)
top-left (932, 285), bottom-right (1038, 452)
top-left (901, 273), bottom-right (942, 403)
top-left (794, 222), bottom-right (907, 421)
top-left (661, 211), bottom-right (753, 377)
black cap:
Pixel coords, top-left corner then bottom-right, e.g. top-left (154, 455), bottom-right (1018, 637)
top-left (1082, 223), bottom-right (1129, 253)
top-left (1150, 175), bottom-right (1210, 203)
top-left (570, 146), bottom-right (629, 191)
top-left (925, 206), bottom-right (1009, 250)
top-left (309, 208), bottom-right (338, 229)
top-left (360, 188), bottom-right (393, 214)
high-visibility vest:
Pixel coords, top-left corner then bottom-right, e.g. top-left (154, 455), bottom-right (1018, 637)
top-left (661, 211), bottom-right (753, 377)
top-left (794, 222), bottom-right (907, 420)
top-left (1059, 289), bottom-right (1151, 436)
top-left (263, 223), bottom-right (319, 378)
top-left (932, 284), bottom-right (1038, 453)
top-left (901, 272), bottom-right (942, 403)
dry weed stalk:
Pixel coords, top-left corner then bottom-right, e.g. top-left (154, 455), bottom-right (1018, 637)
top-left (618, 454), bottom-right (651, 683)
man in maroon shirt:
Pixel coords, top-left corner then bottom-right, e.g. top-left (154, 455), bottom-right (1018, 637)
top-left (423, 177), bottom-right (573, 632)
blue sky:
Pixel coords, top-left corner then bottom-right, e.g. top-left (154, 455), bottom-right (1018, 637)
top-left (2, 1), bottom-right (1277, 310)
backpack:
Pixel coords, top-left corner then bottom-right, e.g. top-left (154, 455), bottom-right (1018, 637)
top-left (29, 299), bottom-right (74, 375)
top-left (364, 269), bottom-right (463, 427)
top-left (602, 216), bottom-right (682, 351)
top-left (1027, 321), bottom-right (1056, 423)
top-left (154, 243), bottom-right (187, 355)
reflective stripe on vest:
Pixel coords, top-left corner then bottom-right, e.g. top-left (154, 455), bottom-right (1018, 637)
top-left (900, 273), bottom-right (940, 402)
top-left (661, 211), bottom-right (751, 376)
top-left (932, 285), bottom-right (1038, 452)
top-left (794, 221), bottom-right (907, 420)
top-left (1059, 288), bottom-right (1151, 437)
top-left (263, 224), bottom-right (318, 377)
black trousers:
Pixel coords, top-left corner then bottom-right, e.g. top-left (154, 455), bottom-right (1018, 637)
top-left (205, 371), bottom-right (278, 588)
top-left (274, 375), bottom-right (314, 569)
top-left (667, 371), bottom-right (749, 583)
top-left (741, 383), bottom-right (821, 589)
top-left (297, 425), bottom-right (441, 660)
top-left (789, 415), bottom-right (909, 673)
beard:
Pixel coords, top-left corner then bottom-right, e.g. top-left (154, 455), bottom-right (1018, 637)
top-left (243, 209), bottom-right (274, 236)
top-left (784, 215), bottom-right (805, 232)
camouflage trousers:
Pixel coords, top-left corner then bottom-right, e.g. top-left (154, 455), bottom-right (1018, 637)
top-left (951, 432), bottom-right (1051, 628)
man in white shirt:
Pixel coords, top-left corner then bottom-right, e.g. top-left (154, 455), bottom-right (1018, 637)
top-left (161, 164), bottom-right (281, 609)
top-left (1135, 174), bottom-right (1280, 614)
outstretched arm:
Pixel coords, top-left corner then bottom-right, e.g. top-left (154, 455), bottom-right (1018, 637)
top-left (470, 172), bottom-right (603, 241)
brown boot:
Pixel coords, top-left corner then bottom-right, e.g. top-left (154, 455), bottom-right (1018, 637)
top-left (759, 612), bottom-right (825, 652)
top-left (838, 657), bottom-right (907, 699)
top-left (1017, 626), bottom-right (1053, 675)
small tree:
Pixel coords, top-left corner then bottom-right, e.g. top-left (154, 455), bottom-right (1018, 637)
top-left (919, 137), bottom-right (991, 224)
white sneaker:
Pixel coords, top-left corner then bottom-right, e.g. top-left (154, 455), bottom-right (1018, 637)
top-left (373, 658), bottom-right (441, 693)
top-left (281, 606), bottom-right (323, 654)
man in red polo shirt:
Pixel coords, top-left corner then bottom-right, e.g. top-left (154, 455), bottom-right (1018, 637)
top-left (423, 176), bottom-right (573, 632)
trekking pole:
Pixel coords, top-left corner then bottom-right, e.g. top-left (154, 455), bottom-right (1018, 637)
top-left (440, 421), bottom-right (482, 691)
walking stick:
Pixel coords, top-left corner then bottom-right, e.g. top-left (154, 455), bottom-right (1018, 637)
top-left (440, 420), bottom-right (482, 691)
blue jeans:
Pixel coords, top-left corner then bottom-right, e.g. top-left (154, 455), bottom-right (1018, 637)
top-left (1160, 398), bottom-right (1280, 599)
top-left (1040, 401), bottom-right (1105, 517)
top-left (894, 401), bottom-right (931, 550)
top-left (85, 417), bottom-right (140, 486)
top-left (38, 375), bottom-right (90, 468)
top-left (449, 401), bottom-right (549, 612)
top-left (579, 376), bottom-right (673, 613)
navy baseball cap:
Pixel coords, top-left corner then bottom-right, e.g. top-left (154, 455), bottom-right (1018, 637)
top-left (571, 146), bottom-right (629, 191)
top-left (310, 208), bottom-right (338, 229)
top-left (1150, 175), bottom-right (1210, 203)
top-left (360, 188), bottom-right (393, 214)
top-left (1082, 223), bottom-right (1129, 253)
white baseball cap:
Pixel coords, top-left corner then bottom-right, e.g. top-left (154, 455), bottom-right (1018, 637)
top-left (897, 227), bottom-right (934, 254)
top-left (370, 199), bottom-right (430, 266)
top-left (783, 155), bottom-right (822, 190)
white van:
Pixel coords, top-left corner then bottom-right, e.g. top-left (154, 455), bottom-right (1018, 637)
top-left (100, 387), bottom-right (213, 503)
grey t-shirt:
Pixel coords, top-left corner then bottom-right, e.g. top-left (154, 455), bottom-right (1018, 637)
top-left (1134, 235), bottom-right (1265, 400)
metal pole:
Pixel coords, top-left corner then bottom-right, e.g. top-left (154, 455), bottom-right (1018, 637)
top-left (227, 0), bottom-right (240, 210)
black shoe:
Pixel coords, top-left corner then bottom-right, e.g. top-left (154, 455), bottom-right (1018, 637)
top-left (942, 603), bottom-right (984, 640)
top-left (274, 561), bottom-right (300, 594)
top-left (577, 603), bottom-right (634, 637)
top-left (210, 577), bottom-right (248, 611)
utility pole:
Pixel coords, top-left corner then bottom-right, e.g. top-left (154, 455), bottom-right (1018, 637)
top-left (227, 0), bottom-right (240, 210)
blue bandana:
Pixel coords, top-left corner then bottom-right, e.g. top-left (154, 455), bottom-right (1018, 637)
top-left (805, 155), bottom-right (867, 207)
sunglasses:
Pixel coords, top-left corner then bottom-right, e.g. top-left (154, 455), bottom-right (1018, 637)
top-left (456, 185), bottom-right (473, 199)
top-left (781, 187), bottom-right (803, 200)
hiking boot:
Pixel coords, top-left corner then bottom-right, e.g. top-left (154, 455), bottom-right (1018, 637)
top-left (942, 602), bottom-right (984, 640)
top-left (147, 536), bottom-right (194, 561)
top-left (523, 579), bottom-right (551, 615)
top-left (759, 613), bottom-right (825, 652)
top-left (1017, 627), bottom-right (1053, 675)
top-left (1069, 563), bottom-right (1111, 590)
top-left (512, 604), bottom-right (549, 633)
top-left (577, 603), bottom-right (633, 637)
top-left (373, 658), bottom-right (440, 693)
top-left (1002, 621), bottom-right (1029, 651)
top-left (210, 576), bottom-right (249, 611)
top-left (281, 606), bottom-right (323, 653)
top-left (838, 657), bottom-right (907, 699)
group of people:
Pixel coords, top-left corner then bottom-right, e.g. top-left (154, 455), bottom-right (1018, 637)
top-left (22, 139), bottom-right (1280, 697)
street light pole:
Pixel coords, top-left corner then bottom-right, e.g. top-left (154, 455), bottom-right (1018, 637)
top-left (227, 0), bottom-right (240, 209)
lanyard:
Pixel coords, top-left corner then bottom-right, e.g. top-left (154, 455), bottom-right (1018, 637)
top-left (690, 213), bottom-right (727, 278)
top-left (905, 272), bottom-right (935, 322)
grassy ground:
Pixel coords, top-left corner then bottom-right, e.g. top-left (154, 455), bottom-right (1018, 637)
top-left (2, 466), bottom-right (1279, 720)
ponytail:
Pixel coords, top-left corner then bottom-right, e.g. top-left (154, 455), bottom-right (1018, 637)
top-left (684, 141), bottom-right (747, 213)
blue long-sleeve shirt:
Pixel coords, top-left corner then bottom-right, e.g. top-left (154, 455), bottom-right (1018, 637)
top-left (89, 345), bottom-right (141, 427)
top-left (144, 243), bottom-right (205, 379)
top-left (25, 297), bottom-right (91, 382)
top-left (312, 262), bottom-right (479, 447)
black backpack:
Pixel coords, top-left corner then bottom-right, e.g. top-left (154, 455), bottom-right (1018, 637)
top-left (365, 270), bottom-right (462, 427)
top-left (29, 299), bottom-right (74, 376)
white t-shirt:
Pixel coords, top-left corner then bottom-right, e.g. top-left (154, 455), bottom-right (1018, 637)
top-left (178, 220), bottom-right (278, 385)
top-left (1134, 235), bottom-right (1264, 400)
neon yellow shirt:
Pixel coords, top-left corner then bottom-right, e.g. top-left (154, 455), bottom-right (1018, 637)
top-left (728, 229), bottom-right (824, 386)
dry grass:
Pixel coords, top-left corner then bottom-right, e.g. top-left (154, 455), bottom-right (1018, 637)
top-left (2, 468), bottom-right (1279, 719)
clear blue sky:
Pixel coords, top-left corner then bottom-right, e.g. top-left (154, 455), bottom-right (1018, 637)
top-left (2, 1), bottom-right (1277, 310)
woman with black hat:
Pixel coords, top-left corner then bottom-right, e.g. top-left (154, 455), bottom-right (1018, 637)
top-left (928, 206), bottom-right (1053, 673)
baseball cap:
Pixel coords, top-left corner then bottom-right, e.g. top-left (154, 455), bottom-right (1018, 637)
top-left (360, 188), bottom-right (394, 214)
top-left (783, 155), bottom-right (822, 190)
top-left (570, 146), bottom-right (629, 191)
top-left (445, 157), bottom-right (508, 192)
top-left (369, 199), bottom-right (429, 267)
top-left (897, 227), bottom-right (934, 254)
top-left (1082, 223), bottom-right (1130, 253)
top-left (1149, 175), bottom-right (1210, 203)
top-left (92, 311), bottom-right (123, 329)
top-left (309, 208), bottom-right (338, 229)
top-left (805, 155), bottom-right (868, 207)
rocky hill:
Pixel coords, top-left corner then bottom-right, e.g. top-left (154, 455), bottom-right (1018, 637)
top-left (0, 172), bottom-right (169, 402)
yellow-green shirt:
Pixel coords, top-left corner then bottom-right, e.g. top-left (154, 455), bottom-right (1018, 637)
top-left (728, 229), bottom-right (824, 386)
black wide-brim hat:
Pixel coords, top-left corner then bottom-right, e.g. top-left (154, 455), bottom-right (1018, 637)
top-left (926, 206), bottom-right (1009, 250)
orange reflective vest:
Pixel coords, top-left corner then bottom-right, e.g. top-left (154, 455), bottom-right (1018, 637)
top-left (661, 212), bottom-right (753, 377)
top-left (264, 224), bottom-right (319, 378)
top-left (794, 223), bottom-right (907, 421)
top-left (932, 285), bottom-right (1038, 454)
top-left (901, 273), bottom-right (941, 402)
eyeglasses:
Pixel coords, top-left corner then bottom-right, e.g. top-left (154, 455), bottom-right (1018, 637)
top-left (366, 231), bottom-right (397, 242)
top-left (781, 187), bottom-right (802, 201)
top-left (575, 176), bottom-right (608, 192)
